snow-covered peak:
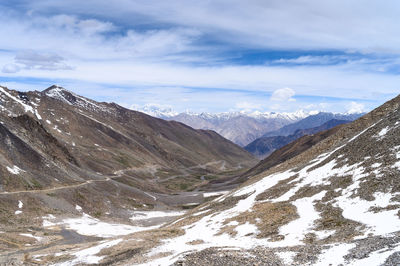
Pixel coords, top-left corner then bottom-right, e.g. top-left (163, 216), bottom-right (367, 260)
top-left (133, 103), bottom-right (311, 120)
top-left (43, 85), bottom-right (75, 101)
top-left (135, 106), bottom-right (312, 122)
top-left (138, 104), bottom-right (178, 118)
top-left (43, 85), bottom-right (112, 113)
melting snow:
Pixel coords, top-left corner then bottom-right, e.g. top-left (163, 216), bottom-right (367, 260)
top-left (235, 222), bottom-right (258, 237)
top-left (314, 229), bottom-right (335, 240)
top-left (276, 251), bottom-right (296, 265)
top-left (6, 165), bottom-right (24, 175)
top-left (335, 192), bottom-right (400, 237)
top-left (0, 87), bottom-right (41, 119)
top-left (376, 126), bottom-right (390, 138)
top-left (314, 243), bottom-right (356, 266)
top-left (371, 163), bottom-right (382, 168)
top-left (20, 233), bottom-right (43, 242)
top-left (350, 243), bottom-right (400, 266)
top-left (348, 121), bottom-right (379, 143)
top-left (278, 192), bottom-right (326, 246)
top-left (45, 86), bottom-right (110, 113)
top-left (55, 239), bottom-right (122, 266)
top-left (43, 213), bottom-right (160, 238)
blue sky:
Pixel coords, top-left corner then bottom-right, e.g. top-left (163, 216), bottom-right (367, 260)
top-left (0, 0), bottom-right (399, 113)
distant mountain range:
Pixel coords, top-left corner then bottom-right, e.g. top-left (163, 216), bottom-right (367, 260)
top-left (245, 119), bottom-right (351, 158)
top-left (136, 105), bottom-right (364, 147)
top-left (261, 112), bottom-right (364, 138)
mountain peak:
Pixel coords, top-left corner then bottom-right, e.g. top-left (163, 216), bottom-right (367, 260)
top-left (42, 85), bottom-right (109, 113)
top-left (42, 85), bottom-right (77, 103)
top-left (43, 84), bottom-right (70, 93)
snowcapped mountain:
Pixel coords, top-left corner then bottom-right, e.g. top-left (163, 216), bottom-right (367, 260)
top-left (103, 93), bottom-right (400, 265)
top-left (135, 104), bottom-right (179, 118)
top-left (134, 105), bottom-right (313, 146)
top-left (262, 111), bottom-right (365, 138)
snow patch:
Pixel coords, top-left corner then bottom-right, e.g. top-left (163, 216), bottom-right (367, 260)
top-left (350, 243), bottom-right (400, 266)
top-left (335, 192), bottom-right (400, 237)
top-left (20, 233), bottom-right (43, 242)
top-left (278, 191), bottom-right (326, 246)
top-left (55, 239), bottom-right (122, 266)
top-left (235, 222), bottom-right (258, 237)
top-left (276, 251), bottom-right (296, 265)
top-left (376, 126), bottom-right (390, 138)
top-left (6, 165), bottom-right (24, 175)
top-left (314, 243), bottom-right (356, 266)
top-left (43, 213), bottom-right (159, 238)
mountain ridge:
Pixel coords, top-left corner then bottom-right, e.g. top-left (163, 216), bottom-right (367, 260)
top-left (135, 104), bottom-right (364, 147)
top-left (101, 93), bottom-right (400, 265)
top-left (245, 119), bottom-right (350, 158)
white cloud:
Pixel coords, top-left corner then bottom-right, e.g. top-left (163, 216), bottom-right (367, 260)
top-left (0, 1), bottom-right (398, 113)
top-left (14, 50), bottom-right (73, 71)
top-left (21, 0), bottom-right (400, 53)
top-left (2, 64), bottom-right (20, 73)
top-left (346, 101), bottom-right (365, 114)
top-left (274, 55), bottom-right (346, 65)
top-left (270, 88), bottom-right (296, 102)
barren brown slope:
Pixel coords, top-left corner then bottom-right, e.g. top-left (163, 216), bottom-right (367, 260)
top-left (0, 85), bottom-right (257, 229)
top-left (110, 94), bottom-right (400, 265)
top-left (242, 122), bottom-right (346, 178)
top-left (202, 122), bottom-right (345, 190)
top-left (0, 85), bottom-right (256, 191)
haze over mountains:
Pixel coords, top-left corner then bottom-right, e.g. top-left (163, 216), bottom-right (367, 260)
top-left (136, 105), bottom-right (363, 147)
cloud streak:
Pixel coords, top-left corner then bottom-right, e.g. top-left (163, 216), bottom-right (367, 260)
top-left (0, 0), bottom-right (399, 113)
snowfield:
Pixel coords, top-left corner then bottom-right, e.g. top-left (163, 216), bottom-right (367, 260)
top-left (43, 213), bottom-right (161, 238)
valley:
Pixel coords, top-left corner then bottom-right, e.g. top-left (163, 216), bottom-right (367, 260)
top-left (1, 2), bottom-right (399, 265)
top-left (0, 85), bottom-right (399, 265)
top-left (0, 85), bottom-right (256, 265)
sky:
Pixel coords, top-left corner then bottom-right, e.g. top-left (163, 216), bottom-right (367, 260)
top-left (0, 0), bottom-right (399, 114)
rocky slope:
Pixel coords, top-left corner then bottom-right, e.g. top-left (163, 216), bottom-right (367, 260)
top-left (0, 85), bottom-right (257, 230)
top-left (245, 119), bottom-right (350, 158)
top-left (90, 93), bottom-right (400, 265)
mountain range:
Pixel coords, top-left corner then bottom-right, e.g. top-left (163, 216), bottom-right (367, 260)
top-left (0, 85), bottom-right (399, 266)
top-left (137, 105), bottom-right (363, 147)
top-left (0, 85), bottom-right (256, 228)
top-left (137, 105), bottom-right (311, 146)
top-left (245, 119), bottom-right (351, 158)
